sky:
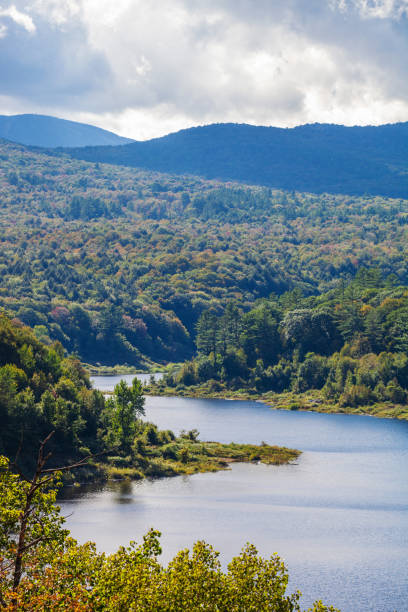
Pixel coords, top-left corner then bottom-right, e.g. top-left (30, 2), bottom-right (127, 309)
top-left (0, 0), bottom-right (408, 140)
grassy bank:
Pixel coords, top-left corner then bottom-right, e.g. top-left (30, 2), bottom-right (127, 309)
top-left (65, 426), bottom-right (300, 487)
top-left (144, 381), bottom-right (408, 421)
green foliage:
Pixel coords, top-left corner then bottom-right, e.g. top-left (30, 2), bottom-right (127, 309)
top-left (175, 274), bottom-right (408, 410)
top-left (180, 447), bottom-right (189, 464)
top-left (102, 379), bottom-right (145, 451)
top-left (0, 467), bottom-right (337, 611)
top-left (144, 424), bottom-right (159, 446)
top-left (0, 313), bottom-right (103, 465)
top-left (0, 455), bottom-right (68, 597)
top-left (2, 139), bottom-right (408, 368)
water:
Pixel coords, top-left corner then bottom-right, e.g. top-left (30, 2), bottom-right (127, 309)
top-left (60, 388), bottom-right (408, 611)
top-left (89, 372), bottom-right (163, 392)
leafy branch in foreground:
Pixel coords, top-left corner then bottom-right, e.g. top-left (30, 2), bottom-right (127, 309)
top-left (0, 431), bottom-right (98, 607)
top-left (0, 442), bottom-right (338, 611)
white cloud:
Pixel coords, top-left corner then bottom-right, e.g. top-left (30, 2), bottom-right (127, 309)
top-left (0, 0), bottom-right (408, 138)
top-left (336, 0), bottom-right (408, 19)
top-left (0, 4), bottom-right (36, 32)
top-left (30, 0), bottom-right (80, 25)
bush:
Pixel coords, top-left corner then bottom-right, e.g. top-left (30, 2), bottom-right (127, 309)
top-left (339, 384), bottom-right (373, 407)
top-left (177, 361), bottom-right (197, 386)
top-left (249, 452), bottom-right (261, 461)
top-left (289, 402), bottom-right (300, 411)
top-left (107, 456), bottom-right (129, 467)
top-left (158, 429), bottom-right (176, 444)
top-left (196, 356), bottom-right (216, 381)
top-left (133, 438), bottom-right (146, 456)
top-left (384, 379), bottom-right (406, 403)
top-left (181, 429), bottom-right (199, 441)
top-left (207, 379), bottom-right (223, 392)
top-left (180, 448), bottom-right (189, 463)
top-left (162, 444), bottom-right (178, 460)
top-left (145, 425), bottom-right (159, 445)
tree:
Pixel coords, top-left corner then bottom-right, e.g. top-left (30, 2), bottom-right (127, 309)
top-left (196, 310), bottom-right (219, 366)
top-left (335, 285), bottom-right (364, 341)
top-left (281, 309), bottom-right (340, 357)
top-left (104, 379), bottom-right (145, 451)
top-left (242, 304), bottom-right (280, 366)
top-left (296, 354), bottom-right (329, 392)
top-left (0, 432), bottom-right (94, 606)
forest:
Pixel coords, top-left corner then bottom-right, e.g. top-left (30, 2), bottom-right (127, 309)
top-left (153, 270), bottom-right (408, 419)
top-left (1, 138), bottom-right (408, 371)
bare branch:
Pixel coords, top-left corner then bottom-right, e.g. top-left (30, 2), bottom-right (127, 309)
top-left (13, 432), bottom-right (24, 470)
top-left (41, 450), bottom-right (108, 474)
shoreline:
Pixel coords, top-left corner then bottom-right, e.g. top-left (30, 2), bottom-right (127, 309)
top-left (143, 385), bottom-right (408, 421)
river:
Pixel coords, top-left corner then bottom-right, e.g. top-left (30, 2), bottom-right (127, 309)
top-left (60, 378), bottom-right (408, 611)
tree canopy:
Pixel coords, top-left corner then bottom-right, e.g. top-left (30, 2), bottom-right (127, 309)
top-left (1, 139), bottom-right (408, 367)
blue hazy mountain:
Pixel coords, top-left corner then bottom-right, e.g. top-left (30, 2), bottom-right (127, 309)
top-left (64, 121), bottom-right (408, 198)
top-left (0, 114), bottom-right (133, 147)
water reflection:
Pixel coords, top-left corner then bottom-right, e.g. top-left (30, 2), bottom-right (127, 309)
top-left (113, 481), bottom-right (134, 504)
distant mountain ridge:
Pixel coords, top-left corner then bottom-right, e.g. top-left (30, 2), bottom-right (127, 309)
top-left (64, 121), bottom-right (408, 198)
top-left (0, 114), bottom-right (133, 148)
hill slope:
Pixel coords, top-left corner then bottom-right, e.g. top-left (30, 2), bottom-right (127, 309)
top-left (0, 114), bottom-right (133, 147)
top-left (65, 122), bottom-right (408, 198)
top-left (1, 138), bottom-right (408, 366)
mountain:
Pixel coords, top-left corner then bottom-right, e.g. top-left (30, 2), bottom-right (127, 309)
top-left (0, 114), bottom-right (133, 148)
top-left (64, 121), bottom-right (408, 198)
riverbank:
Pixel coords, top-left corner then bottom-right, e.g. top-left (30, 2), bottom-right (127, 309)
top-left (143, 381), bottom-right (408, 421)
top-left (85, 363), bottom-right (165, 376)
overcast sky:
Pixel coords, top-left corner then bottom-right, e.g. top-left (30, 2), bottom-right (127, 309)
top-left (0, 0), bottom-right (407, 139)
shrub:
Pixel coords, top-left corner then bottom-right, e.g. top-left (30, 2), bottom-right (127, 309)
top-left (162, 444), bottom-right (178, 460)
top-left (384, 379), bottom-right (406, 403)
top-left (145, 425), bottom-right (159, 445)
top-left (180, 448), bottom-right (189, 464)
top-left (339, 384), bottom-right (373, 407)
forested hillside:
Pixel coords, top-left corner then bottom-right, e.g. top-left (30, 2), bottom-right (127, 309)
top-left (159, 271), bottom-right (408, 419)
top-left (1, 139), bottom-right (408, 366)
top-left (64, 122), bottom-right (408, 198)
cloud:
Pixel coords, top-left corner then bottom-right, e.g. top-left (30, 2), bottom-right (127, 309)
top-left (0, 4), bottom-right (36, 32)
top-left (0, 0), bottom-right (407, 138)
top-left (0, 1), bottom-right (110, 109)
